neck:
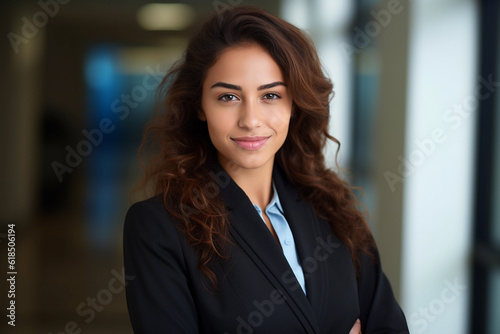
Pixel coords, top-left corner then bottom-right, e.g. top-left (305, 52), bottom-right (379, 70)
top-left (219, 158), bottom-right (274, 210)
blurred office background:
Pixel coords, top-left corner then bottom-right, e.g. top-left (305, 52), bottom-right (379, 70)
top-left (0, 0), bottom-right (497, 333)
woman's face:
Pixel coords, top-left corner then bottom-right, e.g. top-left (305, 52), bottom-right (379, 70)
top-left (200, 43), bottom-right (293, 173)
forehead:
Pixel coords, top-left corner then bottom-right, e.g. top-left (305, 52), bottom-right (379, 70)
top-left (203, 43), bottom-right (284, 86)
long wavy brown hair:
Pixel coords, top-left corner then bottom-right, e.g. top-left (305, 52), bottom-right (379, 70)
top-left (139, 5), bottom-right (374, 287)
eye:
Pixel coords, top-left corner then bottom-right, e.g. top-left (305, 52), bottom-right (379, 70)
top-left (218, 94), bottom-right (238, 102)
top-left (263, 93), bottom-right (281, 100)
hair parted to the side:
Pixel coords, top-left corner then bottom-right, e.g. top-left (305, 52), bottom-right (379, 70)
top-left (137, 5), bottom-right (375, 288)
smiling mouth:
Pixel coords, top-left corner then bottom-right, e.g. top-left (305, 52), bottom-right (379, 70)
top-left (231, 136), bottom-right (271, 151)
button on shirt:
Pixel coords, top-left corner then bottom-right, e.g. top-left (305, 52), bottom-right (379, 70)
top-left (252, 183), bottom-right (306, 295)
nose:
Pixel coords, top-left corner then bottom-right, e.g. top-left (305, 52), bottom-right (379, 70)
top-left (238, 99), bottom-right (262, 130)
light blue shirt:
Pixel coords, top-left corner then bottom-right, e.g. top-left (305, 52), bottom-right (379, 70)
top-left (252, 183), bottom-right (306, 295)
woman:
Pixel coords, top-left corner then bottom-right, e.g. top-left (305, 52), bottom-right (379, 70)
top-left (123, 5), bottom-right (408, 334)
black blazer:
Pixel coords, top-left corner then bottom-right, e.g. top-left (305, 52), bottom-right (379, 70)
top-left (123, 162), bottom-right (408, 333)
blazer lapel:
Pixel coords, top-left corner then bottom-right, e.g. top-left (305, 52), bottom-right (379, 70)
top-left (272, 165), bottom-right (330, 318)
top-left (209, 160), bottom-right (320, 334)
top-left (274, 165), bottom-right (360, 331)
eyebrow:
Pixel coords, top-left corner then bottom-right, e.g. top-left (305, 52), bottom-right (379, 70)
top-left (210, 81), bottom-right (286, 91)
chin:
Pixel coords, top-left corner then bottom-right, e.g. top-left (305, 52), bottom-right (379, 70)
top-left (225, 156), bottom-right (273, 171)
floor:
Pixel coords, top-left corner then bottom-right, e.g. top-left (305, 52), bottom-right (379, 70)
top-left (0, 196), bottom-right (134, 333)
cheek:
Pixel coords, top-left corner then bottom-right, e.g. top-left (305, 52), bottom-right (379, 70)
top-left (202, 102), bottom-right (226, 137)
top-left (206, 115), bottom-right (231, 140)
top-left (268, 108), bottom-right (292, 133)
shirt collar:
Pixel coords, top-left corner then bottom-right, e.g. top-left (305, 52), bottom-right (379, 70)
top-left (253, 181), bottom-right (284, 215)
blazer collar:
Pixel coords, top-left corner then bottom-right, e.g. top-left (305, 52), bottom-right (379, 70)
top-left (272, 165), bottom-right (329, 306)
top-left (208, 159), bottom-right (324, 333)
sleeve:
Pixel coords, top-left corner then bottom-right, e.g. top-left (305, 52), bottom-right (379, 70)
top-left (357, 247), bottom-right (409, 334)
top-left (123, 198), bottom-right (199, 333)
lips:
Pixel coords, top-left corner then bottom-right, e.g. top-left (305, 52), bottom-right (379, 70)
top-left (231, 136), bottom-right (270, 151)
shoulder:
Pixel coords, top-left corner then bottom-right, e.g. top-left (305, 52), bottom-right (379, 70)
top-left (123, 195), bottom-right (184, 250)
top-left (125, 195), bottom-right (168, 221)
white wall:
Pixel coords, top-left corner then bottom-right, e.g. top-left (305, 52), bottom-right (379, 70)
top-left (401, 1), bottom-right (478, 333)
